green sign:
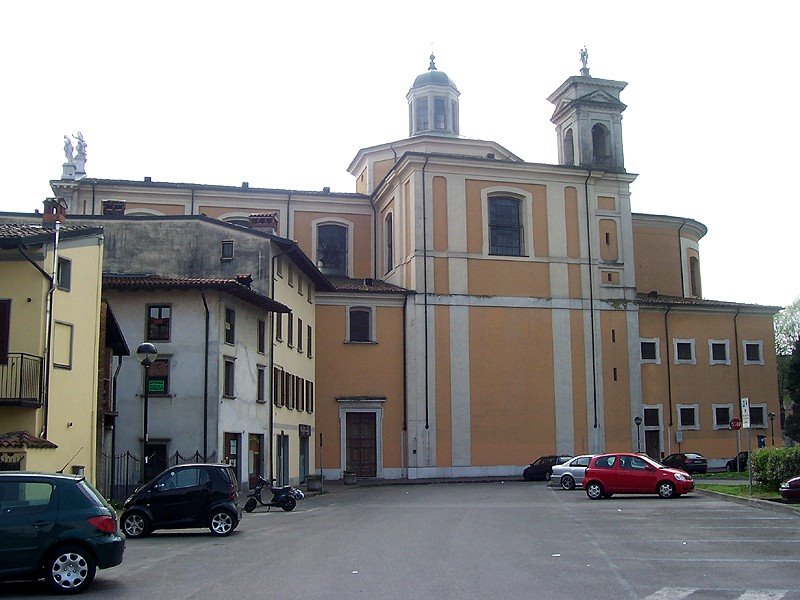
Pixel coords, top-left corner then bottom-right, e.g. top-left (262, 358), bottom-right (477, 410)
top-left (148, 379), bottom-right (165, 393)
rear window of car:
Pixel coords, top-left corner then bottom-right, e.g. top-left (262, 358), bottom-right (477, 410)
top-left (594, 456), bottom-right (617, 468)
top-left (685, 453), bottom-right (703, 459)
top-left (216, 466), bottom-right (237, 488)
top-left (75, 480), bottom-right (108, 508)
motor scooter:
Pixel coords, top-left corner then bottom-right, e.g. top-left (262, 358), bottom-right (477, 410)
top-left (244, 476), bottom-right (299, 512)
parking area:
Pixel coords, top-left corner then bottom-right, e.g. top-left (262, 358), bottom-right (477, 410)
top-left (4, 481), bottom-right (800, 599)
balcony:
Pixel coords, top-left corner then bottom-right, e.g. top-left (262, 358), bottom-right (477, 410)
top-left (0, 353), bottom-right (43, 408)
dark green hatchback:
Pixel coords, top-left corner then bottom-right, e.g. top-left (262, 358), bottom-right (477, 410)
top-left (0, 472), bottom-right (125, 594)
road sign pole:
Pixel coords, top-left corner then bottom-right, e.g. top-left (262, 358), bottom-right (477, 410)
top-left (747, 427), bottom-right (752, 496)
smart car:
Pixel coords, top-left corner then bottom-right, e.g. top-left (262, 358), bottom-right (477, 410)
top-left (522, 455), bottom-right (573, 481)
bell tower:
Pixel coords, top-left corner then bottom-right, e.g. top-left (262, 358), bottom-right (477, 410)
top-left (547, 49), bottom-right (627, 171)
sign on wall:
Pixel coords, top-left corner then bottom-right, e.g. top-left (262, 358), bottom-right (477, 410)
top-left (740, 397), bottom-right (750, 429)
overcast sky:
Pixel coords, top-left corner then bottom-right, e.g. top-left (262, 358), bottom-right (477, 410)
top-left (2, 2), bottom-right (797, 308)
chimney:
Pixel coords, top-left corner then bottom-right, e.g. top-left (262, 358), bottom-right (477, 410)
top-left (235, 274), bottom-right (253, 288)
top-left (248, 212), bottom-right (279, 235)
top-left (102, 200), bottom-right (126, 216)
top-left (242, 182), bottom-right (249, 189)
top-left (42, 197), bottom-right (68, 226)
top-left (144, 176), bottom-right (152, 183)
top-left (322, 186), bottom-right (331, 194)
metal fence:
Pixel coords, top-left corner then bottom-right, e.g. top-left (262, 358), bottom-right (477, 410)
top-left (99, 450), bottom-right (218, 503)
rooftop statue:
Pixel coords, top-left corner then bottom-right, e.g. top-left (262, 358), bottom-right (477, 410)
top-left (63, 135), bottom-right (74, 162)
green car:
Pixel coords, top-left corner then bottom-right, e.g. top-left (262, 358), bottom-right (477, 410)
top-left (0, 472), bottom-right (125, 594)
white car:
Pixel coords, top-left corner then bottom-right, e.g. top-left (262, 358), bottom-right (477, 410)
top-left (550, 454), bottom-right (597, 490)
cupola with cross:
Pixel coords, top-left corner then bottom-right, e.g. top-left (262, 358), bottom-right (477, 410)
top-left (407, 54), bottom-right (460, 137)
top-left (547, 49), bottom-right (628, 171)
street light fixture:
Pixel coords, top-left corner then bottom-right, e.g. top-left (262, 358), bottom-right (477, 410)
top-left (136, 342), bottom-right (158, 473)
top-left (634, 416), bottom-right (643, 452)
top-left (768, 411), bottom-right (777, 446)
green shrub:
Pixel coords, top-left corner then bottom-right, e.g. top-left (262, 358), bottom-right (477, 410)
top-left (752, 446), bottom-right (800, 489)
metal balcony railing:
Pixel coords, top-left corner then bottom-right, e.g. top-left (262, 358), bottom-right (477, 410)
top-left (0, 353), bottom-right (43, 407)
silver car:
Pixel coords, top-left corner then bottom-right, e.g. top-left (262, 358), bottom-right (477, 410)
top-left (550, 454), bottom-right (596, 490)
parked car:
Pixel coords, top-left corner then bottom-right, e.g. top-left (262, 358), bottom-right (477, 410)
top-left (582, 452), bottom-right (694, 499)
top-left (550, 454), bottom-right (597, 490)
top-left (725, 451), bottom-right (749, 472)
top-left (0, 472), bottom-right (125, 594)
top-left (522, 455), bottom-right (573, 481)
top-left (662, 452), bottom-right (708, 474)
top-left (778, 475), bottom-right (800, 501)
top-left (121, 463), bottom-right (241, 538)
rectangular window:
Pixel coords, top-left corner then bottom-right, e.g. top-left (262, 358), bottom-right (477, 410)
top-left (307, 288), bottom-right (313, 305)
top-left (317, 224), bottom-right (348, 277)
top-left (285, 372), bottom-right (295, 409)
top-left (257, 320), bottom-right (266, 354)
top-left (257, 366), bottom-right (266, 403)
top-left (385, 213), bottom-right (394, 273)
top-left (223, 358), bottom-right (235, 398)
top-left (53, 321), bottom-right (73, 369)
top-left (643, 407), bottom-right (660, 427)
top-left (348, 307), bottom-right (371, 343)
top-left (305, 380), bottom-right (314, 414)
top-left (288, 266), bottom-right (294, 287)
top-left (640, 339), bottom-right (659, 363)
top-left (225, 308), bottom-right (236, 345)
top-left (298, 318), bottom-right (303, 353)
top-left (56, 257), bottom-right (71, 291)
top-left (0, 299), bottom-right (9, 364)
top-left (713, 404), bottom-right (733, 429)
top-left (434, 97), bottom-right (446, 130)
top-left (276, 256), bottom-right (283, 277)
top-left (296, 377), bottom-right (304, 412)
top-left (147, 305), bottom-right (171, 341)
top-left (221, 240), bottom-right (234, 260)
top-left (287, 314), bottom-right (294, 348)
top-left (743, 341), bottom-right (763, 365)
top-left (275, 313), bottom-right (283, 341)
top-left (709, 340), bottom-right (730, 365)
top-left (307, 324), bottom-right (313, 358)
top-left (677, 404), bottom-right (699, 430)
top-left (415, 98), bottom-right (428, 131)
top-left (273, 367), bottom-right (284, 407)
top-left (147, 358), bottom-right (170, 395)
top-left (749, 403), bottom-right (767, 428)
top-left (489, 197), bottom-right (522, 256)
top-left (674, 339), bottom-right (695, 365)
top-left (298, 277), bottom-right (303, 295)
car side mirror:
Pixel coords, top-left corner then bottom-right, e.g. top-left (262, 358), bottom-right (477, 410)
top-left (645, 465), bottom-right (653, 471)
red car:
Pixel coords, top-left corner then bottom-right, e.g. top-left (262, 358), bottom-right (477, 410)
top-left (779, 476), bottom-right (800, 501)
top-left (582, 453), bottom-right (694, 499)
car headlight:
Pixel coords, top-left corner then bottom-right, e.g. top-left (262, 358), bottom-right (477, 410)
top-left (673, 473), bottom-right (687, 481)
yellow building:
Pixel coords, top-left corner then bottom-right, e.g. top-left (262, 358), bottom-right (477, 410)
top-left (44, 58), bottom-right (780, 478)
top-left (0, 203), bottom-right (106, 481)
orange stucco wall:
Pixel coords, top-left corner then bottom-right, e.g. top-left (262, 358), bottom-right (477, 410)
top-left (597, 196), bottom-right (616, 211)
top-left (565, 187), bottom-right (580, 259)
top-left (469, 307), bottom-right (555, 465)
top-left (570, 310), bottom-right (589, 453)
top-left (435, 305), bottom-right (452, 468)
top-left (434, 258), bottom-right (449, 295)
top-left (314, 304), bottom-right (406, 469)
top-left (467, 260), bottom-right (550, 297)
top-left (601, 311), bottom-right (631, 450)
top-left (433, 176), bottom-right (448, 253)
top-left (599, 219), bottom-right (619, 262)
top-left (633, 224), bottom-right (683, 296)
top-left (292, 210), bottom-right (373, 279)
top-left (373, 159), bottom-right (395, 188)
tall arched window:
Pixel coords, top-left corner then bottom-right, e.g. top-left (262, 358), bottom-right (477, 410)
top-left (384, 213), bottom-right (393, 274)
top-left (488, 196), bottom-right (523, 256)
top-left (317, 224), bottom-right (348, 277)
top-left (689, 256), bottom-right (702, 297)
top-left (563, 129), bottom-right (575, 166)
top-left (592, 123), bottom-right (611, 166)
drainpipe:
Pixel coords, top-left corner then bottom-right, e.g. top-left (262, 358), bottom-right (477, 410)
top-left (664, 305), bottom-right (673, 456)
top-left (42, 222), bottom-right (62, 438)
top-left (583, 172), bottom-right (599, 431)
top-left (110, 355), bottom-right (123, 495)
top-left (201, 292), bottom-right (210, 459)
top-left (190, 188), bottom-right (196, 215)
top-left (733, 308), bottom-right (743, 430)
top-left (421, 157), bottom-right (430, 431)
top-left (371, 197), bottom-right (378, 278)
top-left (402, 293), bottom-right (408, 476)
top-left (677, 220), bottom-right (687, 296)
top-left (91, 182), bottom-right (96, 216)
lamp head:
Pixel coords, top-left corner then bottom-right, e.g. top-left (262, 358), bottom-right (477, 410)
top-left (136, 342), bottom-right (158, 367)
top-left (634, 416), bottom-right (643, 426)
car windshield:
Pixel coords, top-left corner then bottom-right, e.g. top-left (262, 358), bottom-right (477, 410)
top-left (532, 458), bottom-right (545, 466)
top-left (642, 455), bottom-right (666, 468)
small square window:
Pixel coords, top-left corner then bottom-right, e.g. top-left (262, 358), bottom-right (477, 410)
top-left (348, 307), bottom-right (372, 343)
top-left (709, 340), bottom-right (729, 365)
top-left (640, 340), bottom-right (658, 363)
top-left (674, 339), bottom-right (695, 364)
top-left (749, 404), bottom-right (767, 428)
top-left (643, 407), bottom-right (660, 427)
top-left (225, 308), bottom-right (235, 345)
top-left (713, 404), bottom-right (733, 429)
top-left (743, 341), bottom-right (763, 365)
top-left (677, 404), bottom-right (699, 430)
top-left (223, 359), bottom-right (235, 398)
top-left (147, 305), bottom-right (171, 341)
top-left (221, 240), bottom-right (234, 260)
top-left (56, 257), bottom-right (71, 291)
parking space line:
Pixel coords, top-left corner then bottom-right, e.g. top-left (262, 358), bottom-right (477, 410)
top-left (643, 587), bottom-right (696, 599)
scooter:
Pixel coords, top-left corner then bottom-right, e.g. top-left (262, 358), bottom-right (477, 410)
top-left (243, 476), bottom-right (300, 512)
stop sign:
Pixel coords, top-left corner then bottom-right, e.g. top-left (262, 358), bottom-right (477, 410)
top-left (730, 418), bottom-right (742, 430)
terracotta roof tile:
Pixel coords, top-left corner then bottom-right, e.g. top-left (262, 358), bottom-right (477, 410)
top-left (0, 430), bottom-right (58, 449)
top-left (636, 293), bottom-right (781, 313)
top-left (327, 277), bottom-right (413, 294)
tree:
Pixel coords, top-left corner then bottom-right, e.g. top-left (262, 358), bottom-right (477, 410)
top-left (784, 337), bottom-right (800, 443)
top-left (775, 296), bottom-right (800, 355)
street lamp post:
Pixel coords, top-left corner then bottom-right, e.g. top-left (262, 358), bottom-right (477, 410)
top-left (136, 343), bottom-right (158, 475)
top-left (769, 411), bottom-right (776, 446)
top-left (634, 416), bottom-right (643, 453)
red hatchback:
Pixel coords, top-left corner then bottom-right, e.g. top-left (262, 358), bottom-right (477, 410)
top-left (582, 453), bottom-right (694, 500)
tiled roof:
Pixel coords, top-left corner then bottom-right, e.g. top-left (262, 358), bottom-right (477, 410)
top-left (636, 293), bottom-right (781, 313)
top-left (327, 277), bottom-right (413, 294)
top-left (0, 430), bottom-right (58, 449)
top-left (103, 273), bottom-right (291, 313)
top-left (0, 223), bottom-right (102, 247)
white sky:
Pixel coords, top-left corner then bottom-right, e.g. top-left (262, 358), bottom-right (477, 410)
top-left (2, 1), bottom-right (798, 308)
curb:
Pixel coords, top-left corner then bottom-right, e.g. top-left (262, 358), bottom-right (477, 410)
top-left (696, 487), bottom-right (800, 517)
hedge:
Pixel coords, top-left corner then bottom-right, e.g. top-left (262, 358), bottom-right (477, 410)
top-left (752, 446), bottom-right (800, 489)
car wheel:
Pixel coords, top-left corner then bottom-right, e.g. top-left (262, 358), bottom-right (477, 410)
top-left (244, 497), bottom-right (257, 513)
top-left (586, 481), bottom-right (604, 500)
top-left (545, 469), bottom-right (553, 481)
top-left (658, 481), bottom-right (676, 499)
top-left (209, 509), bottom-right (237, 536)
top-left (727, 463), bottom-right (734, 472)
top-left (522, 468), bottom-right (533, 482)
top-left (122, 511), bottom-right (151, 538)
top-left (560, 474), bottom-right (576, 490)
top-left (44, 545), bottom-right (96, 594)
top-left (280, 495), bottom-right (297, 511)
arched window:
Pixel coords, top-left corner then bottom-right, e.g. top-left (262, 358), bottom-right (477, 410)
top-left (689, 256), bottom-right (702, 297)
top-left (316, 224), bottom-right (348, 277)
top-left (563, 129), bottom-right (574, 166)
top-left (488, 196), bottom-right (523, 256)
top-left (384, 213), bottom-right (393, 274)
top-left (592, 123), bottom-right (611, 165)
